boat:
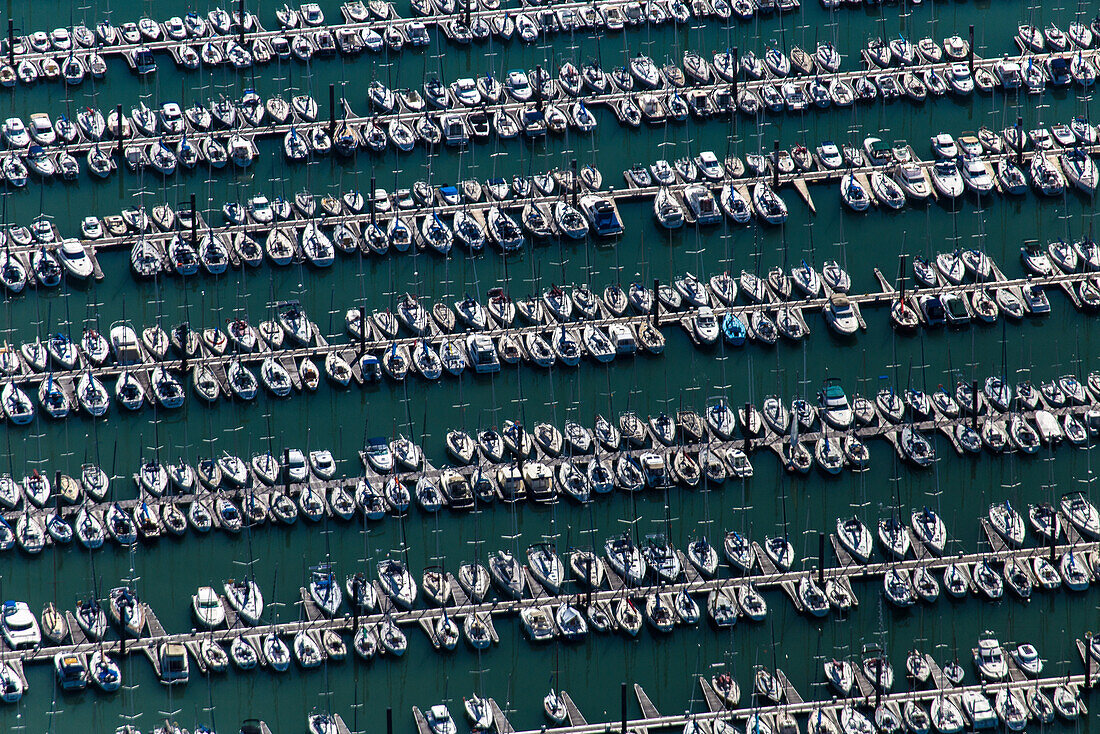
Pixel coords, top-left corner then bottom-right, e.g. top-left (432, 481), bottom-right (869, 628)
top-left (818, 378), bottom-right (853, 428)
top-left (54, 652), bottom-right (88, 691)
top-left (835, 517), bottom-right (873, 562)
top-left (457, 563), bottom-right (490, 601)
top-left (89, 650), bottom-right (121, 692)
top-left (223, 578), bottom-right (264, 625)
top-left (377, 559), bottom-right (417, 608)
top-left (863, 656), bottom-right (895, 691)
top-left (1053, 687), bottom-right (1081, 719)
top-left (526, 543), bottom-right (565, 593)
top-left (190, 586), bottom-right (225, 628)
top-left (988, 501), bottom-right (1025, 546)
top-left (754, 669), bottom-right (783, 704)
top-left (824, 295), bottom-right (860, 336)
top-left (604, 533), bottom-right (646, 584)
top-left (464, 696), bottom-right (494, 731)
top-left (798, 576), bottom-right (829, 616)
top-left (39, 602), bottom-right (67, 643)
top-left (883, 569), bottom-right (915, 607)
top-left (878, 516), bottom-right (911, 558)
top-left (1012, 643), bottom-right (1043, 677)
top-left (958, 691), bottom-right (996, 730)
top-left (1060, 492), bottom-right (1100, 538)
top-left (976, 638), bottom-right (1007, 682)
top-left (107, 587), bottom-right (144, 636)
top-left (840, 174), bottom-right (870, 211)
top-left (751, 183), bottom-right (788, 224)
top-left (488, 550), bottom-right (527, 598)
top-left (910, 508), bottom-right (947, 554)
top-left (309, 568), bottom-right (342, 616)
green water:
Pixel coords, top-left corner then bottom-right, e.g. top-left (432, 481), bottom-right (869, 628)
top-left (1, 0), bottom-right (1100, 732)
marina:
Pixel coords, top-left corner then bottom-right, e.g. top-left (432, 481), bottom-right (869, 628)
top-left (0, 0), bottom-right (815, 80)
top-left (2, 0), bottom-right (1100, 732)
top-left (0, 246), bottom-right (1098, 425)
top-left (473, 669), bottom-right (1094, 734)
top-left (3, 369), bottom-right (1100, 549)
top-left (1, 124), bottom-right (1099, 288)
top-left (1, 510), bottom-right (1097, 668)
top-left (0, 38), bottom-right (1096, 184)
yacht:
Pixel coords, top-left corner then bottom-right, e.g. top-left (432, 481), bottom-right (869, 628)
top-left (683, 185), bottom-right (722, 224)
top-left (426, 705), bottom-right (457, 734)
top-left (824, 295), bottom-right (860, 335)
top-left (973, 637), bottom-right (1008, 680)
top-left (996, 160), bottom-right (1028, 195)
top-left (1062, 148), bottom-right (1098, 193)
top-left (929, 160), bottom-right (964, 198)
top-left (835, 517), bottom-right (873, 562)
top-left (751, 183), bottom-right (788, 224)
top-left (1030, 154), bottom-right (1066, 196)
top-left (893, 163), bottom-right (932, 200)
top-left (840, 174), bottom-right (870, 211)
top-left (945, 63), bottom-right (974, 94)
top-left (653, 188), bottom-right (685, 228)
top-left (870, 172), bottom-right (906, 209)
top-left (818, 379), bottom-right (853, 428)
top-left (959, 157), bottom-right (994, 195)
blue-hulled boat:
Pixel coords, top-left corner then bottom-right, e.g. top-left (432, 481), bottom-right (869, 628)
top-left (722, 313), bottom-right (746, 345)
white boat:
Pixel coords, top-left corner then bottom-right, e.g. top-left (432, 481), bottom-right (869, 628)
top-left (653, 187), bottom-right (685, 228)
top-left (309, 568), bottom-right (342, 616)
top-left (835, 517), bottom-right (872, 561)
top-left (929, 160), bottom-right (964, 197)
top-left (973, 637), bottom-right (1008, 680)
top-left (1060, 492), bottom-right (1100, 538)
top-left (300, 224), bottom-right (334, 266)
top-left (682, 185), bottom-right (722, 224)
top-left (869, 171), bottom-right (906, 208)
top-left (223, 578), bottom-right (264, 624)
top-left (1030, 153), bottom-right (1065, 196)
top-left (960, 691), bottom-right (996, 729)
top-left (988, 500), bottom-right (1025, 546)
top-left (464, 696), bottom-right (493, 730)
top-left (818, 379), bottom-right (853, 428)
top-left (993, 690), bottom-right (1027, 731)
top-left (910, 508), bottom-right (947, 554)
top-left (959, 157), bottom-right (994, 194)
top-left (1062, 148), bottom-right (1098, 192)
top-left (840, 174), bottom-right (870, 211)
top-left (57, 239), bottom-right (93, 279)
top-left (751, 183), bottom-right (787, 224)
top-left (377, 559), bottom-right (417, 607)
top-left (191, 587), bottom-right (225, 627)
top-left (824, 294), bottom-right (859, 335)
top-left (1011, 643), bottom-right (1042, 677)
top-left (260, 357), bottom-right (292, 396)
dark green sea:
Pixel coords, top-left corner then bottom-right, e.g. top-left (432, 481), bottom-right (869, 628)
top-left (0, 0), bottom-right (1098, 732)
